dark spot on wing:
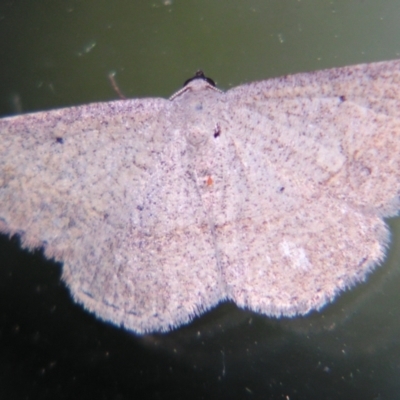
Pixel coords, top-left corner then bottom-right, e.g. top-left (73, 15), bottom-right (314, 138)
top-left (214, 124), bottom-right (221, 138)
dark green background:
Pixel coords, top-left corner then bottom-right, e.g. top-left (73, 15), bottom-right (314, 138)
top-left (1, 1), bottom-right (400, 398)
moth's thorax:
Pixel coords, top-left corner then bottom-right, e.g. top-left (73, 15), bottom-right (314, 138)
top-left (170, 82), bottom-right (225, 147)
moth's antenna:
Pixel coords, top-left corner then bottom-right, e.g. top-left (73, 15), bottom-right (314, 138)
top-left (108, 71), bottom-right (127, 100)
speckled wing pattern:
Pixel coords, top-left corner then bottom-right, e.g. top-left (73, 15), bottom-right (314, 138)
top-left (0, 59), bottom-right (400, 333)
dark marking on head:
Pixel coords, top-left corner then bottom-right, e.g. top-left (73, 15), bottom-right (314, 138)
top-left (339, 95), bottom-right (346, 102)
top-left (56, 137), bottom-right (64, 144)
top-left (183, 70), bottom-right (216, 87)
top-left (279, 187), bottom-right (285, 193)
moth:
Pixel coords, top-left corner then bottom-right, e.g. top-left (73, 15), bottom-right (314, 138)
top-left (1, 60), bottom-right (399, 333)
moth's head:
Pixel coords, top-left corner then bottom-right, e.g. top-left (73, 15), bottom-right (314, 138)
top-left (170, 70), bottom-right (221, 101)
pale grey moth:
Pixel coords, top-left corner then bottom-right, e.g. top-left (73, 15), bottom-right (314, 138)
top-left (1, 60), bottom-right (400, 334)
